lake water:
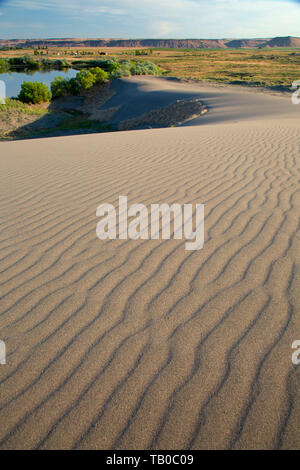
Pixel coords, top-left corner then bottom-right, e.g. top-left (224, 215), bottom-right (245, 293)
top-left (0, 69), bottom-right (78, 98)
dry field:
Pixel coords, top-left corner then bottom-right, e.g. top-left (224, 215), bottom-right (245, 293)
top-left (1, 47), bottom-right (300, 89)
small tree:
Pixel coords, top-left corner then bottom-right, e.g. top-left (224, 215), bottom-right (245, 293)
top-left (89, 67), bottom-right (108, 84)
top-left (0, 59), bottom-right (7, 72)
top-left (75, 70), bottom-right (96, 90)
top-left (18, 81), bottom-right (51, 104)
top-left (67, 77), bottom-right (82, 95)
top-left (131, 61), bottom-right (161, 76)
top-left (50, 76), bottom-right (69, 98)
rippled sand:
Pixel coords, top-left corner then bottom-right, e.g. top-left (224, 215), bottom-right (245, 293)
top-left (0, 82), bottom-right (299, 449)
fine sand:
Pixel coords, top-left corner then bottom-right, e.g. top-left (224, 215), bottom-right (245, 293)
top-left (99, 76), bottom-right (300, 126)
top-left (0, 79), bottom-right (299, 449)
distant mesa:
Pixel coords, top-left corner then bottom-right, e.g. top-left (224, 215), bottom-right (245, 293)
top-left (266, 36), bottom-right (300, 47)
top-left (0, 36), bottom-right (299, 49)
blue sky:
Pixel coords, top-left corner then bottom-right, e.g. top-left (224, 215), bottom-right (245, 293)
top-left (0, 0), bottom-right (299, 39)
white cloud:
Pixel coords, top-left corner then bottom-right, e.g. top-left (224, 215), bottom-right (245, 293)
top-left (9, 0), bottom-right (125, 14)
top-left (153, 21), bottom-right (179, 36)
top-left (83, 6), bottom-right (125, 15)
top-left (3, 0), bottom-right (300, 37)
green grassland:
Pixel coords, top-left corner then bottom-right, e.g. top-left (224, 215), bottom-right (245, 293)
top-left (66, 47), bottom-right (300, 89)
top-left (140, 48), bottom-right (300, 89)
top-left (1, 47), bottom-right (299, 89)
top-left (0, 101), bottom-right (112, 140)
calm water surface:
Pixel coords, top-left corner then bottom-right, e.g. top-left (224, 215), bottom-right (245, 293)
top-left (0, 69), bottom-right (78, 98)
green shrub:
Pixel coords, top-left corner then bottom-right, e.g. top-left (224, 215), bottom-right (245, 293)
top-left (50, 67), bottom-right (107, 99)
top-left (0, 58), bottom-right (8, 72)
top-left (102, 60), bottom-right (119, 74)
top-left (18, 81), bottom-right (51, 104)
top-left (89, 67), bottom-right (108, 83)
top-left (41, 58), bottom-right (52, 69)
top-left (50, 76), bottom-right (70, 98)
top-left (67, 77), bottom-right (82, 95)
top-left (131, 61), bottom-right (161, 76)
top-left (110, 67), bottom-right (127, 79)
top-left (49, 59), bottom-right (161, 100)
top-left (9, 55), bottom-right (41, 70)
top-left (72, 59), bottom-right (118, 73)
top-left (135, 50), bottom-right (150, 56)
top-left (52, 59), bottom-right (70, 69)
top-left (75, 70), bottom-right (96, 90)
top-left (110, 60), bottom-right (132, 79)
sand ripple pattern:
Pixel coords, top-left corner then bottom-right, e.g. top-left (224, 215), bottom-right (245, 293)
top-left (0, 119), bottom-right (299, 449)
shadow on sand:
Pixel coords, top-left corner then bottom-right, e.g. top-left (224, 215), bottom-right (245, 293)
top-left (4, 77), bottom-right (208, 140)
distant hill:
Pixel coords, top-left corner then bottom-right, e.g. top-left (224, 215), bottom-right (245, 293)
top-left (265, 36), bottom-right (300, 48)
top-left (0, 36), bottom-right (299, 49)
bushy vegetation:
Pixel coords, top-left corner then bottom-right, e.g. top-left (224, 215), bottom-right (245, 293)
top-left (0, 98), bottom-right (50, 141)
top-left (74, 70), bottom-right (97, 90)
top-left (89, 67), bottom-right (109, 83)
top-left (0, 99), bottom-right (111, 141)
top-left (0, 58), bottom-right (7, 72)
top-left (18, 81), bottom-right (51, 104)
top-left (0, 56), bottom-right (71, 72)
top-left (52, 59), bottom-right (70, 69)
top-left (51, 67), bottom-right (109, 98)
top-left (76, 68), bottom-right (108, 88)
top-left (110, 60), bottom-right (132, 79)
top-left (74, 58), bottom-right (161, 77)
top-left (50, 77), bottom-right (72, 98)
top-left (8, 55), bottom-right (41, 70)
top-left (0, 52), bottom-right (161, 79)
top-left (135, 49), bottom-right (153, 56)
top-left (72, 58), bottom-right (118, 72)
top-left (144, 49), bottom-right (300, 89)
top-left (130, 61), bottom-right (161, 75)
top-left (50, 60), bottom-right (161, 98)
top-left (0, 53), bottom-right (161, 104)
top-left (0, 97), bottom-right (48, 115)
top-left (1, 49), bottom-right (300, 90)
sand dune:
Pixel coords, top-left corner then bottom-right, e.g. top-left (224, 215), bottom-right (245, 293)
top-left (100, 76), bottom-right (299, 126)
top-left (0, 81), bottom-right (299, 449)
